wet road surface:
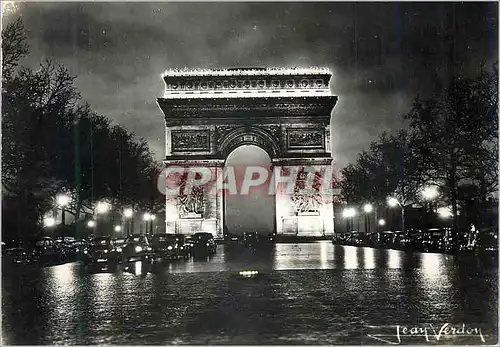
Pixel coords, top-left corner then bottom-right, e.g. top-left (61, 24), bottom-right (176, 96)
top-left (2, 242), bottom-right (498, 345)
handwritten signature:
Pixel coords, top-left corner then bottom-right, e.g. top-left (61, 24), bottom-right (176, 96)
top-left (367, 323), bottom-right (487, 344)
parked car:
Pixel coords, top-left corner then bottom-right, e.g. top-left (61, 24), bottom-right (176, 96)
top-left (151, 234), bottom-right (181, 260)
top-left (122, 234), bottom-right (152, 262)
top-left (243, 231), bottom-right (260, 247)
top-left (407, 230), bottom-right (425, 251)
top-left (184, 237), bottom-right (194, 255)
top-left (267, 232), bottom-right (277, 243)
top-left (421, 229), bottom-right (447, 252)
top-left (67, 240), bottom-right (89, 261)
top-left (84, 237), bottom-right (120, 265)
top-left (191, 232), bottom-right (217, 256)
top-left (3, 247), bottom-right (31, 264)
top-left (476, 227), bottom-right (498, 253)
top-left (174, 235), bottom-right (190, 258)
top-left (31, 237), bottom-right (62, 264)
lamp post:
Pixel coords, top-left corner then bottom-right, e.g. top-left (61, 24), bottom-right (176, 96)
top-left (114, 225), bottom-right (122, 237)
top-left (363, 203), bottom-right (373, 233)
top-left (56, 193), bottom-right (71, 226)
top-left (143, 213), bottom-right (151, 235)
top-left (342, 207), bottom-right (356, 232)
top-left (421, 186), bottom-right (438, 229)
top-left (95, 201), bottom-right (111, 236)
top-left (123, 208), bottom-right (133, 236)
top-left (44, 217), bottom-right (56, 228)
top-left (387, 197), bottom-right (405, 232)
top-left (150, 214), bottom-right (156, 235)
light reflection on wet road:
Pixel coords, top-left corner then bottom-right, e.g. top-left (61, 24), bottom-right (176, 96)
top-left (2, 242), bottom-right (498, 345)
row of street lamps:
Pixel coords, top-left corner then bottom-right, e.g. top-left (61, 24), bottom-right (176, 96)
top-left (342, 186), bottom-right (453, 232)
top-left (43, 193), bottom-right (158, 235)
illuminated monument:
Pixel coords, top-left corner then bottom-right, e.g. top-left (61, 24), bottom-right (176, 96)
top-left (157, 67), bottom-right (339, 239)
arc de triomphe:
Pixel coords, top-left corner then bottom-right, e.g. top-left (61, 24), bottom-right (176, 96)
top-left (157, 67), bottom-right (339, 239)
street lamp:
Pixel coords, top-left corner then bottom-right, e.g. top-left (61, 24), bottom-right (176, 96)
top-left (421, 186), bottom-right (438, 201)
top-left (363, 203), bottom-right (373, 233)
top-left (123, 208), bottom-right (133, 218)
top-left (96, 201), bottom-right (110, 214)
top-left (143, 213), bottom-right (151, 235)
top-left (378, 218), bottom-right (386, 226)
top-left (387, 197), bottom-right (405, 232)
top-left (150, 214), bottom-right (156, 235)
top-left (387, 197), bottom-right (399, 208)
top-left (363, 203), bottom-right (373, 213)
top-left (437, 207), bottom-right (453, 219)
top-left (44, 217), bottom-right (56, 228)
top-left (342, 207), bottom-right (356, 232)
top-left (114, 225), bottom-right (122, 234)
top-left (87, 220), bottom-right (96, 228)
top-left (123, 208), bottom-right (133, 236)
top-left (56, 193), bottom-right (71, 226)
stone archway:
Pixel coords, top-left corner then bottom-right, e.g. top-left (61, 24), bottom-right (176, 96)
top-left (157, 67), bottom-right (339, 239)
top-left (218, 125), bottom-right (280, 159)
top-left (223, 144), bottom-right (275, 237)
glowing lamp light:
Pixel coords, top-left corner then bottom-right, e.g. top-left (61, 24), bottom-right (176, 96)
top-left (43, 217), bottom-right (56, 227)
top-left (143, 213), bottom-right (151, 221)
top-left (422, 186), bottom-right (438, 201)
top-left (150, 214), bottom-right (156, 221)
top-left (363, 203), bottom-right (373, 213)
top-left (87, 220), bottom-right (96, 228)
top-left (239, 270), bottom-right (259, 277)
top-left (387, 197), bottom-right (399, 208)
top-left (123, 208), bottom-right (133, 218)
top-left (56, 194), bottom-right (70, 207)
top-left (437, 207), bottom-right (453, 219)
top-left (114, 225), bottom-right (122, 232)
top-left (96, 201), bottom-right (110, 214)
top-left (378, 219), bottom-right (386, 226)
top-left (342, 207), bottom-right (356, 218)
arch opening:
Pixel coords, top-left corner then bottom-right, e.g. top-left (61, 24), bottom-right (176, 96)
top-left (223, 145), bottom-right (275, 237)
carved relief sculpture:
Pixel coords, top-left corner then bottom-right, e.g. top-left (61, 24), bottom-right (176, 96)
top-left (291, 169), bottom-right (322, 214)
top-left (177, 173), bottom-right (206, 218)
top-left (172, 131), bottom-right (210, 152)
top-left (287, 129), bottom-right (324, 149)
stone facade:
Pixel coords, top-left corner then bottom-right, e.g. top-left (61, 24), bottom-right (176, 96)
top-left (157, 67), bottom-right (339, 238)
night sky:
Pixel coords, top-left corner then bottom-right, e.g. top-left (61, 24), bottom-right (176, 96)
top-left (3, 2), bottom-right (498, 168)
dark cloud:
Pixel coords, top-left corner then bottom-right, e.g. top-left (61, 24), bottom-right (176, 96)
top-left (6, 2), bottom-right (498, 168)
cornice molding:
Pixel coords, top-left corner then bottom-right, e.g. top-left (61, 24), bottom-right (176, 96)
top-left (162, 67), bottom-right (331, 77)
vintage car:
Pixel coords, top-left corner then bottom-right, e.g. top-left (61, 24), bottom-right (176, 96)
top-left (83, 237), bottom-right (120, 265)
top-left (243, 231), bottom-right (260, 248)
top-left (66, 239), bottom-right (89, 261)
top-left (151, 234), bottom-right (184, 260)
top-left (475, 227), bottom-right (498, 253)
top-left (184, 237), bottom-right (194, 255)
top-left (191, 232), bottom-right (217, 256)
top-left (122, 234), bottom-right (152, 262)
top-left (421, 229), bottom-right (449, 252)
top-left (31, 237), bottom-right (62, 264)
top-left (3, 247), bottom-right (31, 264)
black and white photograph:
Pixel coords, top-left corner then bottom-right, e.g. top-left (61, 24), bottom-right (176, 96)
top-left (1, 1), bottom-right (498, 345)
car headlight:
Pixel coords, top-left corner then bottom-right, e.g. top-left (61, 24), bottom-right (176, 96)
top-left (135, 246), bottom-right (142, 253)
top-left (167, 246), bottom-right (173, 250)
top-left (83, 250), bottom-right (88, 254)
top-left (146, 247), bottom-right (152, 251)
top-left (116, 247), bottom-right (122, 252)
top-left (206, 243), bottom-right (210, 246)
top-left (104, 249), bottom-right (108, 253)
